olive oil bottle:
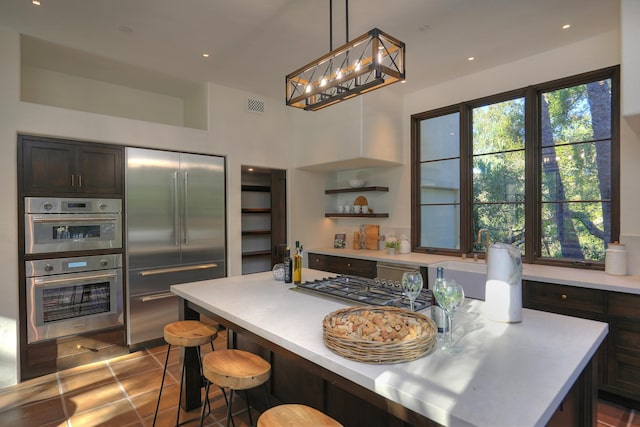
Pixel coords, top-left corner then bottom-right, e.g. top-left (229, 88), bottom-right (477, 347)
top-left (284, 246), bottom-right (292, 283)
top-left (293, 240), bottom-right (302, 285)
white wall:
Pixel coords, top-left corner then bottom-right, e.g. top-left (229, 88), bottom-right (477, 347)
top-left (621, 0), bottom-right (640, 118)
top-left (21, 65), bottom-right (187, 127)
top-left (0, 26), bottom-right (291, 387)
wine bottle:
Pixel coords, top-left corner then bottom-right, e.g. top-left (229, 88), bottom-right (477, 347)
top-left (284, 246), bottom-right (292, 283)
top-left (293, 240), bottom-right (302, 285)
top-left (431, 267), bottom-right (449, 339)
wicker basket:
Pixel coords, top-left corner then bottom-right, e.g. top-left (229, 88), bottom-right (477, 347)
top-left (322, 306), bottom-right (437, 364)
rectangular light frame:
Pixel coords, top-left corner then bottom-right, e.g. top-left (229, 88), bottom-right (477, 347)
top-left (286, 28), bottom-right (405, 111)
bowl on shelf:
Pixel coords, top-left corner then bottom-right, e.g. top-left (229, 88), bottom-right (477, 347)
top-left (349, 179), bottom-right (366, 188)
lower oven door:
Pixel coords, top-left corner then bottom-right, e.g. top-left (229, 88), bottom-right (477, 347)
top-left (26, 269), bottom-right (123, 343)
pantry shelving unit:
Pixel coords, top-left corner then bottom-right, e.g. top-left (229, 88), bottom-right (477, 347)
top-left (241, 168), bottom-right (287, 275)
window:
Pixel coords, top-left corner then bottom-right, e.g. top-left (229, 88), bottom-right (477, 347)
top-left (411, 66), bottom-right (619, 267)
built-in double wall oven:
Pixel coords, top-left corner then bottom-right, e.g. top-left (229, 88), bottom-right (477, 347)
top-left (23, 197), bottom-right (124, 343)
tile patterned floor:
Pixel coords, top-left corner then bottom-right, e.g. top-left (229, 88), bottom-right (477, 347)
top-left (0, 328), bottom-right (638, 426)
top-left (0, 330), bottom-right (260, 427)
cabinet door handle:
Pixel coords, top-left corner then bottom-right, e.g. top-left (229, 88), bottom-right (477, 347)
top-left (78, 175), bottom-right (82, 188)
top-left (561, 294), bottom-right (567, 300)
top-left (71, 174), bottom-right (75, 187)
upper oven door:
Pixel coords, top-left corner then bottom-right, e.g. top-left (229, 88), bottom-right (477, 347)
top-left (25, 213), bottom-right (122, 254)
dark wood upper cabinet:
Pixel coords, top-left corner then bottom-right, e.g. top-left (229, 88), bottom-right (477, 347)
top-left (20, 135), bottom-right (123, 196)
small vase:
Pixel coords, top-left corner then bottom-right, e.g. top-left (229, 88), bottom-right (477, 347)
top-left (387, 248), bottom-right (396, 255)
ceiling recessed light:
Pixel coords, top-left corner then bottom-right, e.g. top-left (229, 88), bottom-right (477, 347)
top-left (248, 168), bottom-right (254, 172)
top-left (32, 0), bottom-right (40, 5)
top-left (467, 57), bottom-right (475, 61)
top-left (202, 53), bottom-right (210, 58)
top-left (562, 24), bottom-right (571, 30)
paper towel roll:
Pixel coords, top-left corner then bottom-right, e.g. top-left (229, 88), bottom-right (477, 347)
top-left (485, 243), bottom-right (523, 323)
top-left (605, 243), bottom-right (627, 275)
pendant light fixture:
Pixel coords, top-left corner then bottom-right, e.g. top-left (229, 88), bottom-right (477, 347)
top-left (285, 0), bottom-right (405, 111)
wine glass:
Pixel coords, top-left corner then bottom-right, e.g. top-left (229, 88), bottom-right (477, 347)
top-left (401, 272), bottom-right (424, 312)
top-left (433, 279), bottom-right (465, 354)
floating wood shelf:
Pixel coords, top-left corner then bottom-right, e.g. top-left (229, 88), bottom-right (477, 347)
top-left (324, 186), bottom-right (389, 195)
top-left (325, 213), bottom-right (389, 218)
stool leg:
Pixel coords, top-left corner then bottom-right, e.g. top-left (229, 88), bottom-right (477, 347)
top-left (176, 351), bottom-right (187, 426)
top-left (262, 382), bottom-right (271, 409)
top-left (152, 344), bottom-right (172, 427)
top-left (226, 389), bottom-right (234, 427)
top-left (244, 390), bottom-right (254, 426)
top-left (199, 380), bottom-right (210, 427)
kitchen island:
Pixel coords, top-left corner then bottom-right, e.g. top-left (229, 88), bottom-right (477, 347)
top-left (171, 269), bottom-right (608, 427)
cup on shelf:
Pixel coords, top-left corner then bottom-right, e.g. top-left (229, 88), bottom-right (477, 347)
top-left (361, 205), bottom-right (369, 214)
top-left (353, 205), bottom-right (361, 214)
top-left (343, 205), bottom-right (352, 214)
top-left (337, 205), bottom-right (344, 213)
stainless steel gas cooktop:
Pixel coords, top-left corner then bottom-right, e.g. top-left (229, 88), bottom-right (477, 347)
top-left (294, 275), bottom-right (432, 312)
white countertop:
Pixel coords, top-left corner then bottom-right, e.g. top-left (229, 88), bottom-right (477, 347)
top-left (171, 269), bottom-right (608, 427)
top-left (309, 247), bottom-right (640, 295)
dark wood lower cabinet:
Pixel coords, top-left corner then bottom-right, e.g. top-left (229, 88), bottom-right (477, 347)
top-left (524, 280), bottom-right (640, 404)
top-left (21, 327), bottom-right (127, 381)
top-left (308, 253), bottom-right (377, 278)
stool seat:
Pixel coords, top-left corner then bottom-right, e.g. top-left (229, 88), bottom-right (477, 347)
top-left (257, 404), bottom-right (343, 427)
top-left (202, 349), bottom-right (271, 390)
top-left (164, 320), bottom-right (218, 347)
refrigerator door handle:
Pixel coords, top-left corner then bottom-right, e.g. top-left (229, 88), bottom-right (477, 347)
top-left (140, 292), bottom-right (176, 302)
top-left (139, 263), bottom-right (219, 277)
top-left (172, 171), bottom-right (180, 247)
top-left (183, 171), bottom-right (189, 246)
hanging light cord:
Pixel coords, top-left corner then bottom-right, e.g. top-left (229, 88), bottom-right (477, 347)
top-left (329, 0), bottom-right (349, 51)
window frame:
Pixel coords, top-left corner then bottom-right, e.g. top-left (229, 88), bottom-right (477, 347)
top-left (411, 66), bottom-right (620, 269)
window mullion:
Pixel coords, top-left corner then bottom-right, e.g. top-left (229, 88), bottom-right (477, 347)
top-left (460, 104), bottom-right (473, 255)
top-left (524, 86), bottom-right (538, 263)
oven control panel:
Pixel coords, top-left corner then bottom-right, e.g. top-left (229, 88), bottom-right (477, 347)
top-left (25, 253), bottom-right (122, 277)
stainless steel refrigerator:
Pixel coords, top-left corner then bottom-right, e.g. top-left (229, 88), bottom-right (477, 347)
top-left (125, 147), bottom-right (226, 347)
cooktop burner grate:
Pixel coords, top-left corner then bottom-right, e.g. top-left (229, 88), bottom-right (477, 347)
top-left (294, 275), bottom-right (432, 312)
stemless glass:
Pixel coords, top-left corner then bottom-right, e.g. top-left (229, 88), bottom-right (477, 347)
top-left (433, 279), bottom-right (465, 354)
top-left (401, 272), bottom-right (424, 312)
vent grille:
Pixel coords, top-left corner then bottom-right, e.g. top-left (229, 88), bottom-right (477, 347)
top-left (247, 98), bottom-right (265, 114)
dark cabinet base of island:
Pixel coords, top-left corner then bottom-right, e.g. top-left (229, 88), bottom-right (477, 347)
top-left (180, 300), bottom-right (597, 427)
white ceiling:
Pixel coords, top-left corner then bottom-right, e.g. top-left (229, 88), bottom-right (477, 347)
top-left (0, 0), bottom-right (620, 101)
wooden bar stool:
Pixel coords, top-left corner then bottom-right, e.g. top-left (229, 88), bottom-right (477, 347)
top-left (257, 404), bottom-right (343, 427)
top-left (200, 349), bottom-right (271, 427)
top-left (152, 320), bottom-right (218, 426)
